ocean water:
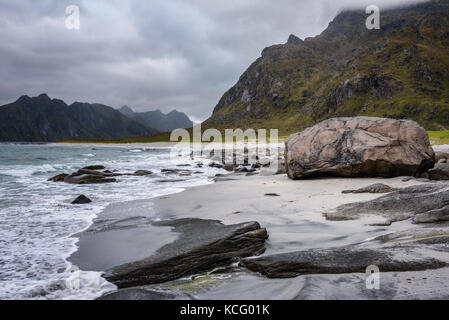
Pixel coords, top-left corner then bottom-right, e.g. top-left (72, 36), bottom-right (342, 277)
top-left (0, 143), bottom-right (223, 300)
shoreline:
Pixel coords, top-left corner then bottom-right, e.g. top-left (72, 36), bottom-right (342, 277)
top-left (69, 168), bottom-right (449, 299)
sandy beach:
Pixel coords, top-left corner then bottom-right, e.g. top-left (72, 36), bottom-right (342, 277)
top-left (69, 152), bottom-right (449, 299)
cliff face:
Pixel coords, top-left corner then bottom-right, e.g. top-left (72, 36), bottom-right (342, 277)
top-left (0, 94), bottom-right (157, 142)
top-left (204, 0), bottom-right (449, 134)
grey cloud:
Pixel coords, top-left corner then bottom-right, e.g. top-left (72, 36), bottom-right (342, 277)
top-left (0, 0), bottom-right (429, 122)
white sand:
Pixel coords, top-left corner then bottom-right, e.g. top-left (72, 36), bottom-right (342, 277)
top-left (149, 174), bottom-right (440, 255)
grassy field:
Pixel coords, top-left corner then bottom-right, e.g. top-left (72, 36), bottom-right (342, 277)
top-left (428, 131), bottom-right (449, 145)
top-left (62, 130), bottom-right (449, 145)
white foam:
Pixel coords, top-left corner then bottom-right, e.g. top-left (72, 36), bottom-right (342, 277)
top-left (0, 145), bottom-right (224, 300)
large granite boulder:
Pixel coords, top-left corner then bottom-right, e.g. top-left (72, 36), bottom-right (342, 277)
top-left (285, 117), bottom-right (435, 179)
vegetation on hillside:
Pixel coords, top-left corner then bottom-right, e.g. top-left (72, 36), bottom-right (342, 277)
top-left (204, 0), bottom-right (449, 135)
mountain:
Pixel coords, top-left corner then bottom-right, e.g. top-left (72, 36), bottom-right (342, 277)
top-left (0, 94), bottom-right (158, 142)
top-left (204, 0), bottom-right (449, 134)
top-left (118, 106), bottom-right (194, 132)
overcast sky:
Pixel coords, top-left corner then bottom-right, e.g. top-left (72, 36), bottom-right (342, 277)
top-left (0, 0), bottom-right (428, 122)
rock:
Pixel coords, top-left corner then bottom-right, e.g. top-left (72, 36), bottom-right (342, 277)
top-left (251, 163), bottom-right (261, 169)
top-left (234, 166), bottom-right (256, 173)
top-left (104, 219), bottom-right (268, 288)
top-left (439, 159), bottom-right (448, 164)
top-left (240, 246), bottom-right (447, 279)
top-left (223, 164), bottom-right (234, 172)
top-left (342, 183), bottom-right (397, 194)
top-left (208, 162), bottom-right (224, 169)
top-left (285, 117), bottom-right (435, 179)
top-left (157, 179), bottom-right (186, 183)
top-left (326, 184), bottom-right (449, 223)
top-left (64, 173), bottom-right (117, 184)
top-left (161, 168), bottom-right (191, 175)
top-left (428, 163), bottom-right (449, 180)
top-left (264, 193), bottom-right (280, 197)
top-left (71, 195), bottom-right (92, 204)
top-left (435, 152), bottom-right (449, 163)
top-left (134, 170), bottom-right (153, 176)
top-left (82, 165), bottom-right (106, 170)
top-left (48, 173), bottom-right (68, 182)
top-left (176, 164), bottom-right (191, 167)
top-left (97, 289), bottom-right (177, 300)
top-left (77, 169), bottom-right (117, 176)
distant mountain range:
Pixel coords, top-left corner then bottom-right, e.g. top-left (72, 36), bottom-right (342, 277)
top-left (118, 106), bottom-right (193, 133)
top-left (204, 0), bottom-right (449, 134)
top-left (0, 94), bottom-right (193, 142)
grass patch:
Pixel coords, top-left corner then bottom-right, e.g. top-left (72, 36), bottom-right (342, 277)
top-left (428, 130), bottom-right (449, 145)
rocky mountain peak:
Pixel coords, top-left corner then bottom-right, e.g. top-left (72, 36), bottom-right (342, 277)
top-left (287, 34), bottom-right (303, 45)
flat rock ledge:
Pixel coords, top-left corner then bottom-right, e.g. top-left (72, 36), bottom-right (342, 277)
top-left (104, 219), bottom-right (268, 288)
top-left (241, 245), bottom-right (448, 279)
top-left (326, 184), bottom-right (449, 224)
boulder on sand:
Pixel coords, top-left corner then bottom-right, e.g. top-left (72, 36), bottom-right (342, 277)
top-left (285, 117), bottom-right (435, 179)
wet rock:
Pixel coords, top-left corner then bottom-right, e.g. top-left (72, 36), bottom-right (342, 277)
top-left (265, 193), bottom-right (280, 197)
top-left (223, 164), bottom-right (234, 172)
top-left (64, 173), bottom-right (117, 184)
top-left (48, 173), bottom-right (68, 182)
top-left (71, 195), bottom-right (92, 204)
top-left (82, 165), bottom-right (106, 170)
top-left (161, 168), bottom-right (191, 175)
top-left (285, 117), bottom-right (435, 179)
top-left (326, 184), bottom-right (449, 223)
top-left (342, 183), bottom-right (397, 194)
top-left (105, 219), bottom-right (268, 288)
top-left (97, 288), bottom-right (177, 300)
top-left (428, 163), bottom-right (449, 180)
top-left (234, 166), bottom-right (256, 173)
top-left (209, 162), bottom-right (224, 169)
top-left (134, 170), bottom-right (153, 176)
top-left (241, 246), bottom-right (447, 278)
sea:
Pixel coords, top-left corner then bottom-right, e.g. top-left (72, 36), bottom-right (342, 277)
top-left (0, 143), bottom-right (224, 300)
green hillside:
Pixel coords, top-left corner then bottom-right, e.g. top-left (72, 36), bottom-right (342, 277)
top-left (204, 0), bottom-right (449, 135)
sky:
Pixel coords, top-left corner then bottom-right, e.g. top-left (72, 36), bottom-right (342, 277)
top-left (0, 0), bottom-right (428, 122)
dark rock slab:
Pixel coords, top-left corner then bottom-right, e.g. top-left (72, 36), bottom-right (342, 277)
top-left (71, 195), bottom-right (92, 204)
top-left (325, 184), bottom-right (449, 223)
top-left (428, 163), bottom-right (449, 180)
top-left (64, 173), bottom-right (117, 184)
top-left (48, 173), bottom-right (68, 182)
top-left (97, 288), bottom-right (177, 300)
top-left (104, 219), bottom-right (268, 288)
top-left (133, 170), bottom-right (153, 176)
top-left (241, 246), bottom-right (447, 279)
top-left (82, 165), bottom-right (106, 170)
top-left (342, 183), bottom-right (397, 194)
